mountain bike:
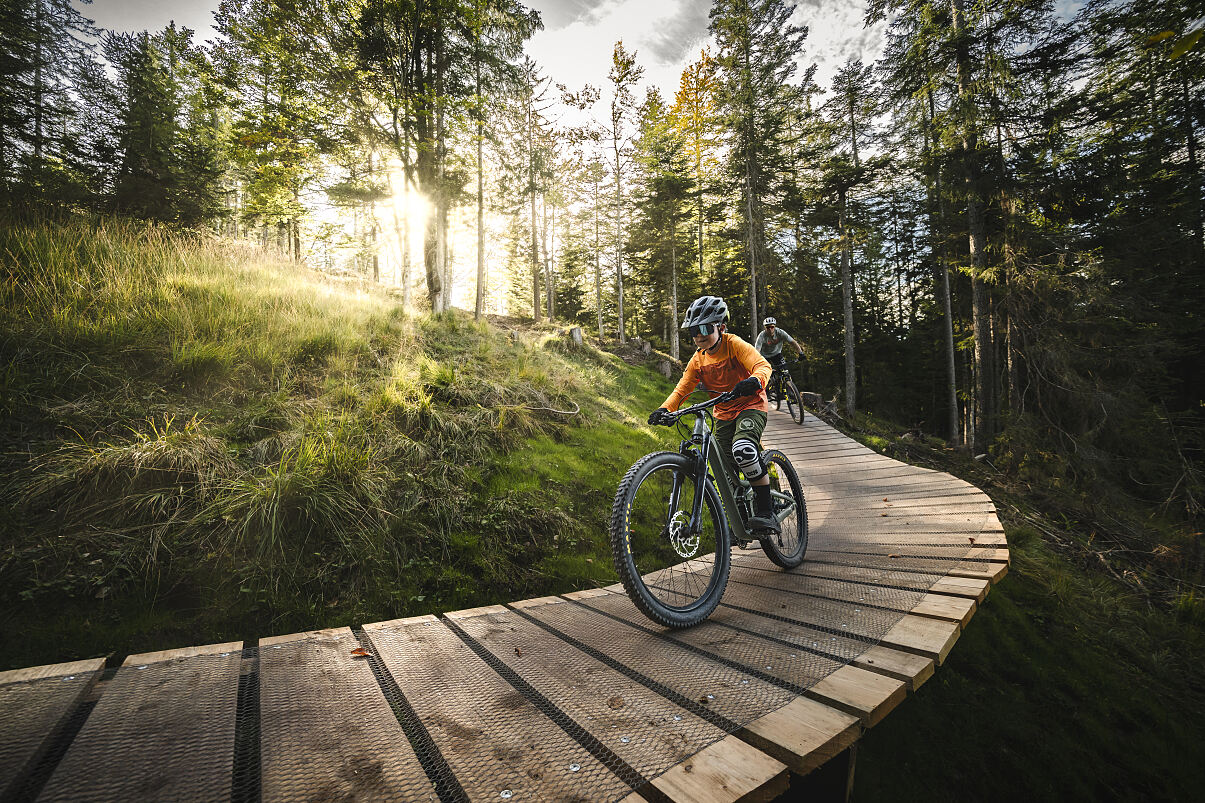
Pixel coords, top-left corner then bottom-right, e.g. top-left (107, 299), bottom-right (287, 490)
top-left (766, 359), bottom-right (804, 424)
top-left (609, 389), bottom-right (808, 628)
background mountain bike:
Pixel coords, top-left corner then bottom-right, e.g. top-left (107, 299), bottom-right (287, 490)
top-left (766, 359), bottom-right (805, 424)
top-left (610, 388), bottom-right (809, 628)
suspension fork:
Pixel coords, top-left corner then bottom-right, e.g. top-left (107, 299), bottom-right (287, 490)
top-left (671, 414), bottom-right (712, 537)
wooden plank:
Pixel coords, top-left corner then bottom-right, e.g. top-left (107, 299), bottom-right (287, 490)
top-left (564, 587), bottom-right (612, 601)
top-left (737, 697), bottom-right (861, 777)
top-left (850, 645), bottom-right (935, 691)
top-left (0, 658), bottom-right (105, 685)
top-left (804, 665), bottom-right (908, 727)
top-left (259, 626), bottom-right (348, 646)
top-left (121, 640), bottom-right (243, 666)
top-left (38, 644), bottom-right (242, 801)
top-left (463, 605), bottom-right (788, 802)
top-left (509, 595), bottom-right (564, 609)
top-left (929, 575), bottom-right (991, 602)
top-left (651, 733), bottom-right (788, 803)
top-left (0, 660), bottom-right (104, 799)
top-left (366, 613), bottom-right (636, 802)
top-left (881, 615), bottom-right (961, 665)
top-left (910, 593), bottom-right (977, 627)
top-left (258, 626), bottom-right (436, 801)
top-left (949, 562), bottom-right (1009, 584)
top-left (789, 561), bottom-right (955, 593)
top-left (726, 565), bottom-right (973, 627)
top-left (530, 596), bottom-right (800, 729)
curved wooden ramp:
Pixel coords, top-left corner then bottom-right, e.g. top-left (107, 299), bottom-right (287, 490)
top-left (0, 411), bottom-right (1006, 801)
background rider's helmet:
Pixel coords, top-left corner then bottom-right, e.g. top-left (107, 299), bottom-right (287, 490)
top-left (682, 296), bottom-right (729, 330)
top-left (763, 317), bottom-right (776, 327)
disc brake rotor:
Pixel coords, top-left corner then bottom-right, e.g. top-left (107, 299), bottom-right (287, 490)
top-left (667, 510), bottom-right (700, 558)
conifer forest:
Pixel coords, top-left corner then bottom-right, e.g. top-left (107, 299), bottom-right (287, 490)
top-left (2, 0), bottom-right (1203, 635)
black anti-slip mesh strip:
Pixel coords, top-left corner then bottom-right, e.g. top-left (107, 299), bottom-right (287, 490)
top-left (442, 617), bottom-right (650, 796)
top-left (352, 629), bottom-right (468, 803)
top-left (230, 643), bottom-right (261, 803)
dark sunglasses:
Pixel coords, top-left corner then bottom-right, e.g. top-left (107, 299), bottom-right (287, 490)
top-left (686, 323), bottom-right (717, 338)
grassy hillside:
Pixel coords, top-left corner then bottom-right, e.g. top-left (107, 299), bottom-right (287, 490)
top-left (0, 215), bottom-right (678, 669)
top-left (2, 216), bottom-right (1201, 798)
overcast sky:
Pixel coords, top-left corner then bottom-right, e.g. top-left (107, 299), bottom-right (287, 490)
top-left (78, 0), bottom-right (887, 99)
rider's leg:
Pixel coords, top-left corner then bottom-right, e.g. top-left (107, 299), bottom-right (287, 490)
top-left (726, 411), bottom-right (779, 534)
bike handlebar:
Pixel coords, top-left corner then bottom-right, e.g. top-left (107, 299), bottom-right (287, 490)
top-left (653, 388), bottom-right (742, 425)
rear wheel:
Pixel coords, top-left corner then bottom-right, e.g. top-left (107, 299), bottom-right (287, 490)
top-left (610, 452), bottom-right (731, 627)
top-left (759, 449), bottom-right (807, 568)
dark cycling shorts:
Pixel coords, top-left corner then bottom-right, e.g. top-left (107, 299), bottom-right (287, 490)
top-left (714, 409), bottom-right (767, 483)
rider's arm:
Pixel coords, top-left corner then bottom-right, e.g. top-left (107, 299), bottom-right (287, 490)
top-left (781, 329), bottom-right (804, 357)
top-left (731, 336), bottom-right (772, 390)
top-left (661, 356), bottom-right (702, 412)
top-left (753, 331), bottom-right (766, 352)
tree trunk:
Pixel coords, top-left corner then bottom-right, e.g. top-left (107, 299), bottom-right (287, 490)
top-left (548, 203), bottom-right (556, 320)
top-left (542, 195), bottom-right (550, 319)
top-left (594, 172), bottom-right (603, 340)
top-left (33, 0), bottom-right (43, 162)
top-left (401, 165), bottom-right (412, 308)
top-left (528, 95), bottom-right (540, 321)
top-left (671, 217), bottom-right (679, 361)
top-left (614, 139), bottom-right (625, 343)
top-left (951, 0), bottom-right (993, 452)
top-left (840, 188), bottom-right (856, 417)
top-left (926, 90), bottom-right (960, 445)
top-left (475, 54), bottom-right (485, 320)
top-left (530, 189), bottom-right (540, 322)
top-left (1183, 70), bottom-right (1204, 268)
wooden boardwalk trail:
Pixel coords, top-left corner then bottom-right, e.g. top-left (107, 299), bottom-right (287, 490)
top-left (0, 410), bottom-right (1007, 802)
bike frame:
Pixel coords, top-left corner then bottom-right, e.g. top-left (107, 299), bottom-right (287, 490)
top-left (768, 361), bottom-right (796, 397)
top-left (669, 407), bottom-right (797, 544)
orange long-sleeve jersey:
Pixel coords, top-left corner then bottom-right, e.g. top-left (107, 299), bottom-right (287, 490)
top-left (661, 332), bottom-right (772, 420)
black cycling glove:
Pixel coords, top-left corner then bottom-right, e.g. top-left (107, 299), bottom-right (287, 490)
top-left (733, 376), bottom-right (762, 397)
top-left (648, 407), bottom-right (672, 425)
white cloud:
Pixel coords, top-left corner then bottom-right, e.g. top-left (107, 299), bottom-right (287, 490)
top-left (525, 0), bottom-right (888, 105)
top-left (526, 0), bottom-right (711, 99)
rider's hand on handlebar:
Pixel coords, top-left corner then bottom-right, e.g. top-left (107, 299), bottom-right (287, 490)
top-left (733, 376), bottom-right (762, 397)
top-left (648, 407), bottom-right (673, 426)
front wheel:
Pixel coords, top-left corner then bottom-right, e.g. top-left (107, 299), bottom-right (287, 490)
top-left (760, 449), bottom-right (808, 568)
top-left (610, 452), bottom-right (731, 628)
top-left (785, 377), bottom-right (804, 424)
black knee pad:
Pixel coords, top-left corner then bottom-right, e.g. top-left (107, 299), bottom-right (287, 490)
top-left (732, 438), bottom-right (766, 481)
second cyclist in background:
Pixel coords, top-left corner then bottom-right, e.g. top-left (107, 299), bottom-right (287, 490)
top-left (648, 295), bottom-right (779, 535)
top-left (754, 316), bottom-right (804, 374)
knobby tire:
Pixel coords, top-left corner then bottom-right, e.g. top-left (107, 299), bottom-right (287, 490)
top-left (785, 378), bottom-right (804, 424)
top-left (759, 449), bottom-right (808, 568)
top-left (610, 451), bottom-right (731, 628)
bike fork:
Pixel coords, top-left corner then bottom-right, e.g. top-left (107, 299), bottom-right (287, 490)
top-left (681, 433), bottom-right (713, 536)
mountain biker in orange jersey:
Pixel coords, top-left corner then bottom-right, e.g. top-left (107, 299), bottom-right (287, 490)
top-left (648, 295), bottom-right (780, 535)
